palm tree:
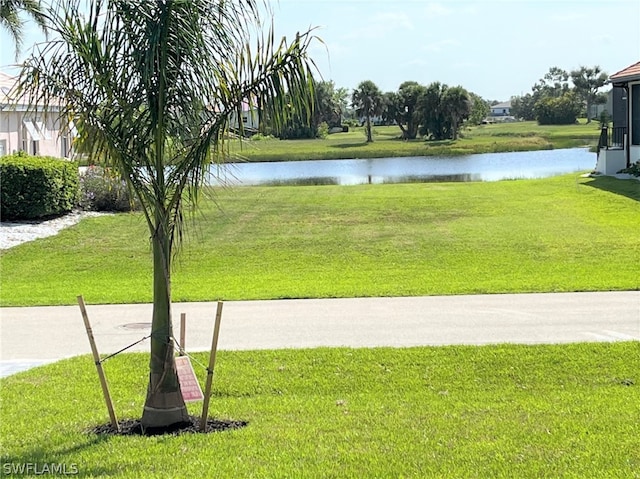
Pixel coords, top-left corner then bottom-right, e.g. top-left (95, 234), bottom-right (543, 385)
top-left (352, 80), bottom-right (383, 143)
top-left (396, 81), bottom-right (427, 140)
top-left (18, 0), bottom-right (317, 429)
top-left (442, 86), bottom-right (471, 141)
top-left (0, 0), bottom-right (47, 57)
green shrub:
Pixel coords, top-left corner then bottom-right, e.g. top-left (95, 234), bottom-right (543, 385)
top-left (79, 166), bottom-right (138, 212)
top-left (0, 152), bottom-right (79, 221)
top-left (618, 160), bottom-right (640, 177)
top-left (317, 121), bottom-right (329, 139)
top-left (249, 133), bottom-right (276, 141)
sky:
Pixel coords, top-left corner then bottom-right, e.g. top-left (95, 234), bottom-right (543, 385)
top-left (2, 0), bottom-right (639, 101)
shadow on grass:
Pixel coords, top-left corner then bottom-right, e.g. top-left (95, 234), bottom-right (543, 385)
top-left (2, 436), bottom-right (113, 478)
top-left (329, 142), bottom-right (369, 149)
top-left (582, 176), bottom-right (640, 202)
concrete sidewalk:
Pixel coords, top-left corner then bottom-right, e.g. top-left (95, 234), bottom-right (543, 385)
top-left (1, 291), bottom-right (639, 377)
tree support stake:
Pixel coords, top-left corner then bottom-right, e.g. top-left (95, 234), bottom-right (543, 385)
top-left (200, 301), bottom-right (224, 432)
top-left (77, 295), bottom-right (119, 432)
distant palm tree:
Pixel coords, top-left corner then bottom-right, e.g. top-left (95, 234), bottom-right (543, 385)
top-left (396, 81), bottom-right (427, 140)
top-left (0, 0), bottom-right (47, 57)
top-left (352, 80), bottom-right (383, 143)
top-left (18, 0), bottom-right (317, 429)
top-left (442, 86), bottom-right (471, 141)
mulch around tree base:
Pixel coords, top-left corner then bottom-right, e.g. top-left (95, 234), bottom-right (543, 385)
top-left (90, 415), bottom-right (248, 436)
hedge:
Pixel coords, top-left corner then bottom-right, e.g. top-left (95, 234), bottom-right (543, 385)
top-left (0, 153), bottom-right (79, 221)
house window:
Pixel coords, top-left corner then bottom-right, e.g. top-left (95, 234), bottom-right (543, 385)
top-left (21, 124), bottom-right (28, 152)
top-left (0, 139), bottom-right (6, 157)
top-left (632, 84), bottom-right (640, 146)
top-left (61, 136), bottom-right (69, 158)
top-left (21, 119), bottom-right (42, 154)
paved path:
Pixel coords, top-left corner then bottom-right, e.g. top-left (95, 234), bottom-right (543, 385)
top-left (1, 291), bottom-right (639, 378)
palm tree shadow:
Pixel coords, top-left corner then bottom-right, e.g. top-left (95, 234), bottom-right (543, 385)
top-left (582, 176), bottom-right (640, 202)
top-left (330, 142), bottom-right (368, 149)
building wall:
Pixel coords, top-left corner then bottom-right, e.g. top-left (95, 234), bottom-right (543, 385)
top-left (490, 107), bottom-right (510, 116)
top-left (0, 110), bottom-right (72, 158)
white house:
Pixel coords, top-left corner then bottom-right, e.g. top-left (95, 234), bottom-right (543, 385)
top-left (595, 61), bottom-right (640, 175)
top-left (0, 71), bottom-right (74, 158)
top-left (490, 101), bottom-right (511, 116)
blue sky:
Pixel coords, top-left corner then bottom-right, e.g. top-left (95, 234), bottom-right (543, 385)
top-left (2, 0), bottom-right (639, 101)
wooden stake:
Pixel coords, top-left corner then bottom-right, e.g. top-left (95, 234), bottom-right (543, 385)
top-left (77, 295), bottom-right (119, 431)
top-left (179, 313), bottom-right (186, 356)
top-left (200, 301), bottom-right (223, 432)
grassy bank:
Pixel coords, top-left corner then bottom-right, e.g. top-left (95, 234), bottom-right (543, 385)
top-left (1, 174), bottom-right (638, 307)
top-left (1, 343), bottom-right (638, 478)
top-left (231, 120), bottom-right (602, 162)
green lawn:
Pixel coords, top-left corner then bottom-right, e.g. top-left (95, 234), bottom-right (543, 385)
top-left (1, 174), bottom-right (638, 307)
top-left (1, 343), bottom-right (638, 478)
top-left (1, 136), bottom-right (638, 478)
top-left (231, 120), bottom-right (602, 162)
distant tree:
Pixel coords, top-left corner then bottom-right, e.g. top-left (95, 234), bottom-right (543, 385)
top-left (442, 86), bottom-right (471, 140)
top-left (518, 66), bottom-right (582, 125)
top-left (352, 80), bottom-right (383, 142)
top-left (314, 80), bottom-right (343, 128)
top-left (510, 94), bottom-right (536, 121)
top-left (390, 81), bottom-right (426, 140)
top-left (381, 91), bottom-right (400, 126)
top-left (534, 91), bottom-right (582, 125)
top-left (0, 0), bottom-right (47, 57)
top-left (570, 65), bottom-right (608, 123)
top-left (418, 81), bottom-right (448, 140)
top-left (534, 67), bottom-right (571, 98)
top-left (333, 86), bottom-right (350, 122)
top-left (467, 92), bottom-right (490, 126)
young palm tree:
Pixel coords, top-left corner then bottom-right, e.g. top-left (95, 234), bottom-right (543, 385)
top-left (352, 80), bottom-right (383, 143)
top-left (18, 0), bottom-right (317, 429)
top-left (0, 0), bottom-right (47, 57)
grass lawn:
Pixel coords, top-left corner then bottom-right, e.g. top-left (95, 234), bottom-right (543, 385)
top-left (0, 343), bottom-right (638, 478)
top-left (1, 173), bottom-right (639, 307)
top-left (1, 137), bottom-right (638, 477)
top-left (231, 121), bottom-right (602, 162)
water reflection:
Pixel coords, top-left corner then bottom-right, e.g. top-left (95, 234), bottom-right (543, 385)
top-left (263, 177), bottom-right (340, 186)
top-left (383, 174), bottom-right (480, 184)
top-left (209, 148), bottom-right (595, 186)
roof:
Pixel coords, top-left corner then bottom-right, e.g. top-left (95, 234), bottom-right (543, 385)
top-left (0, 72), bottom-right (19, 105)
top-left (0, 71), bottom-right (62, 110)
top-left (609, 61), bottom-right (640, 85)
top-left (491, 101), bottom-right (511, 109)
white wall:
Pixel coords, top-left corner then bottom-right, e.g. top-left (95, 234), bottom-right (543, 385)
top-left (0, 110), bottom-right (72, 158)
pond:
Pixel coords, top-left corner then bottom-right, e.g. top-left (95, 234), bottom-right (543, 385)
top-left (209, 148), bottom-right (596, 186)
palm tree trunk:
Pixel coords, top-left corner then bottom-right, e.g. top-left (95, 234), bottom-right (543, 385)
top-left (141, 213), bottom-right (189, 429)
top-left (366, 115), bottom-right (373, 143)
top-left (451, 115), bottom-right (458, 141)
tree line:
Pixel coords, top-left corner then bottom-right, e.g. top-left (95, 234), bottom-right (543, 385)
top-left (266, 64), bottom-right (609, 142)
top-left (266, 78), bottom-right (489, 143)
top-left (510, 66), bottom-right (608, 125)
